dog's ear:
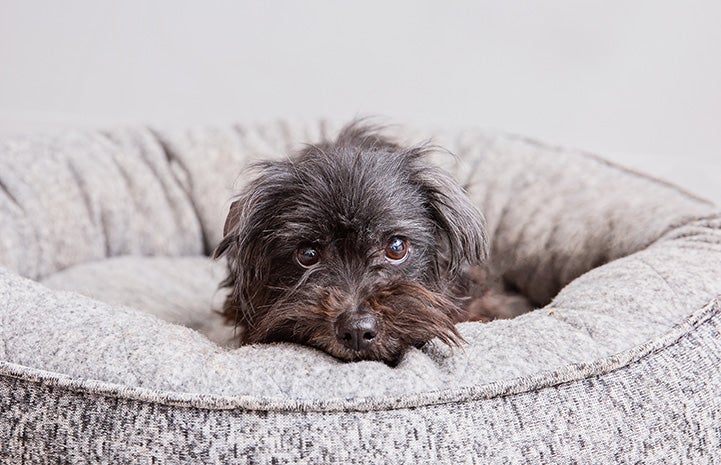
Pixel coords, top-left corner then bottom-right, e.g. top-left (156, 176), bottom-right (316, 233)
top-left (419, 167), bottom-right (489, 275)
top-left (223, 199), bottom-right (243, 237)
top-left (213, 160), bottom-right (293, 260)
top-left (212, 160), bottom-right (295, 327)
top-left (213, 199), bottom-right (243, 259)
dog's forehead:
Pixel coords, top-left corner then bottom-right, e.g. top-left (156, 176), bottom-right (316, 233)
top-left (285, 146), bottom-right (431, 241)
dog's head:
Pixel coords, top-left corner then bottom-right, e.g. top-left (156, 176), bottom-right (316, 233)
top-left (214, 123), bottom-right (488, 364)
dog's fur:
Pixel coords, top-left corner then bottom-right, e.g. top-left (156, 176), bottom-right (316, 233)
top-left (214, 123), bottom-right (529, 364)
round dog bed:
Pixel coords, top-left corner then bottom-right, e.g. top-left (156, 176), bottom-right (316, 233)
top-left (1, 121), bottom-right (720, 463)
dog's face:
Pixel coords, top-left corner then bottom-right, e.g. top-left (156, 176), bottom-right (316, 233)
top-left (215, 124), bottom-right (487, 364)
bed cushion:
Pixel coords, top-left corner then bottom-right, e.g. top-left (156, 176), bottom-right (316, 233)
top-left (1, 121), bottom-right (720, 463)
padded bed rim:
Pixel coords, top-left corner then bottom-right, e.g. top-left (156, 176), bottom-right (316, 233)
top-left (1, 298), bottom-right (717, 414)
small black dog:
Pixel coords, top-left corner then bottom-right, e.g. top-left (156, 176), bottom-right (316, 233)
top-left (214, 123), bottom-right (525, 364)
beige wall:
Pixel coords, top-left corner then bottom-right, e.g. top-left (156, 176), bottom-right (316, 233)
top-left (1, 1), bottom-right (719, 201)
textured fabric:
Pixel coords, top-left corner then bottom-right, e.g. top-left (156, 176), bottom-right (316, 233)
top-left (1, 301), bottom-right (719, 464)
top-left (1, 122), bottom-right (720, 463)
top-left (0, 128), bottom-right (204, 280)
top-left (40, 256), bottom-right (234, 346)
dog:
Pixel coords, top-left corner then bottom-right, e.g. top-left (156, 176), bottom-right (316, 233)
top-left (214, 122), bottom-right (530, 364)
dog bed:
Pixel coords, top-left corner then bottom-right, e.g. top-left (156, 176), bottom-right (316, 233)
top-left (1, 121), bottom-right (720, 464)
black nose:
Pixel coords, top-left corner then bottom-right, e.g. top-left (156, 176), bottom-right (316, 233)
top-left (335, 312), bottom-right (379, 352)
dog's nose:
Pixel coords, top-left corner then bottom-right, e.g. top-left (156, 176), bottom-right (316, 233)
top-left (334, 312), bottom-right (378, 352)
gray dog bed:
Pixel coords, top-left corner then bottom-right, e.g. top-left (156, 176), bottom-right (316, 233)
top-left (1, 121), bottom-right (720, 464)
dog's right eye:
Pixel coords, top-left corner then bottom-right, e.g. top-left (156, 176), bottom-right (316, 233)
top-left (385, 236), bottom-right (410, 264)
top-left (296, 245), bottom-right (320, 268)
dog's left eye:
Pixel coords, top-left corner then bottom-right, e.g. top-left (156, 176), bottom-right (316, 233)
top-left (296, 245), bottom-right (320, 268)
top-left (385, 237), bottom-right (410, 263)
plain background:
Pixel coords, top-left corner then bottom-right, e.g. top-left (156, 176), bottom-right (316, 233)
top-left (1, 1), bottom-right (719, 202)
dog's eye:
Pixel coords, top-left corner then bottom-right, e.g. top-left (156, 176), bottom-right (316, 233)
top-left (296, 245), bottom-right (320, 268)
top-left (385, 237), bottom-right (410, 263)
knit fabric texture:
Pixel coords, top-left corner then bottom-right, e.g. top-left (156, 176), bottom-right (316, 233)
top-left (1, 121), bottom-right (720, 463)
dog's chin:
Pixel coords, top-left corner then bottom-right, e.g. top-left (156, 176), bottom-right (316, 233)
top-left (306, 334), bottom-right (406, 365)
